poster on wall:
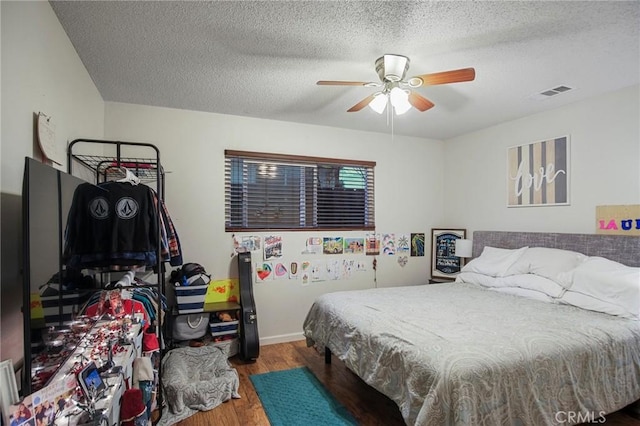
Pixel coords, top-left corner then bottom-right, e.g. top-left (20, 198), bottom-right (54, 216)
top-left (343, 238), bottom-right (365, 254)
top-left (241, 236), bottom-right (262, 251)
top-left (255, 262), bottom-right (274, 282)
top-left (396, 234), bottom-right (410, 253)
top-left (342, 259), bottom-right (356, 278)
top-left (365, 233), bottom-right (380, 255)
top-left (301, 261), bottom-right (311, 285)
top-left (303, 237), bottom-right (323, 255)
top-left (264, 236), bottom-right (283, 260)
top-left (596, 204), bottom-right (640, 236)
top-left (274, 262), bottom-right (289, 279)
top-left (410, 233), bottom-right (425, 257)
top-left (289, 261), bottom-right (300, 279)
top-left (382, 233), bottom-right (396, 255)
top-left (326, 259), bottom-right (341, 280)
top-left (431, 228), bottom-right (466, 280)
top-left (322, 237), bottom-right (344, 255)
top-left (507, 135), bottom-right (570, 207)
top-left (311, 260), bottom-right (325, 282)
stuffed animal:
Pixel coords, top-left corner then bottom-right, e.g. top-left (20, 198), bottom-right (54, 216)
top-left (217, 311), bottom-right (234, 322)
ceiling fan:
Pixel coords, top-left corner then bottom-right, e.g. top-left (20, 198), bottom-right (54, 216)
top-left (317, 54), bottom-right (475, 115)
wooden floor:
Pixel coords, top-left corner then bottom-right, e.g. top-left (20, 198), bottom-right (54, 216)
top-left (167, 340), bottom-right (640, 426)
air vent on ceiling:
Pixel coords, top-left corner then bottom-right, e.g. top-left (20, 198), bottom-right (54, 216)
top-left (541, 85), bottom-right (573, 96)
top-left (528, 85), bottom-right (575, 101)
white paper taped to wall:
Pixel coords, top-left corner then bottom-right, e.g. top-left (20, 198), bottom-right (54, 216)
top-left (37, 112), bottom-right (61, 165)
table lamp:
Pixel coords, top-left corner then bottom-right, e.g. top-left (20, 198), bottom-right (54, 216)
top-left (454, 239), bottom-right (473, 264)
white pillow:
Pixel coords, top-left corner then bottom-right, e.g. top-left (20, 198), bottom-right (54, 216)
top-left (456, 271), bottom-right (500, 288)
top-left (504, 247), bottom-right (587, 283)
top-left (559, 257), bottom-right (639, 318)
top-left (497, 274), bottom-right (566, 298)
top-left (559, 290), bottom-right (639, 320)
top-left (487, 286), bottom-right (556, 303)
top-left (461, 246), bottom-right (528, 277)
top-left (458, 272), bottom-right (565, 298)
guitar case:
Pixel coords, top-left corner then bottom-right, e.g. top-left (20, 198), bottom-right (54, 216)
top-left (237, 252), bottom-right (259, 362)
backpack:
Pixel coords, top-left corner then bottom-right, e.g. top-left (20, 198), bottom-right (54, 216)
top-left (181, 262), bottom-right (207, 278)
top-left (170, 262), bottom-right (210, 286)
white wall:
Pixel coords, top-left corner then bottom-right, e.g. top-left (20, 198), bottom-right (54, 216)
top-left (443, 86), bottom-right (640, 236)
top-left (1, 1), bottom-right (105, 189)
top-left (104, 102), bottom-right (445, 343)
top-left (0, 1), bottom-right (104, 367)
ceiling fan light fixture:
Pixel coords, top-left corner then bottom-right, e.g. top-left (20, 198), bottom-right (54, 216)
top-left (369, 93), bottom-right (388, 114)
top-left (375, 54), bottom-right (410, 82)
top-left (318, 55), bottom-right (475, 116)
top-left (390, 87), bottom-right (411, 115)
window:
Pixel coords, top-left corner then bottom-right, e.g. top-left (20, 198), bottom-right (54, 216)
top-left (225, 150), bottom-right (375, 231)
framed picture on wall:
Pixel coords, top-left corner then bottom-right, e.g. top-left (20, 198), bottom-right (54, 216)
top-left (430, 228), bottom-right (466, 280)
top-left (507, 135), bottom-right (570, 207)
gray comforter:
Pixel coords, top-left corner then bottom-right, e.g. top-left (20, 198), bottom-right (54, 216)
top-left (303, 282), bottom-right (640, 425)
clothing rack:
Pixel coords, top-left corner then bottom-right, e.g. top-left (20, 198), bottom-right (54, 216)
top-left (68, 138), bottom-right (165, 198)
top-left (68, 138), bottom-right (168, 423)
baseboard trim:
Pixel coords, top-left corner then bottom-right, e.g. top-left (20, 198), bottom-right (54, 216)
top-left (259, 332), bottom-right (305, 346)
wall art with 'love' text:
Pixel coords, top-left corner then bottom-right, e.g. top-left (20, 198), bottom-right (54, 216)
top-left (507, 136), bottom-right (570, 207)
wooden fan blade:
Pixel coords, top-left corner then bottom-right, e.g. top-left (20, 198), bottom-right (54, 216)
top-left (317, 80), bottom-right (370, 86)
top-left (408, 92), bottom-right (435, 112)
top-left (411, 68), bottom-right (476, 87)
top-left (347, 94), bottom-right (376, 112)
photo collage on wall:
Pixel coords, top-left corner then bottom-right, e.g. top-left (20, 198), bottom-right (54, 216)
top-left (232, 231), bottom-right (426, 286)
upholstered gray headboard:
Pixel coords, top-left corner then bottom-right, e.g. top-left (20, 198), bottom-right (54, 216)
top-left (472, 231), bottom-right (640, 267)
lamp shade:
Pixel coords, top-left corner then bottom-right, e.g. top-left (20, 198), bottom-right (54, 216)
top-left (369, 93), bottom-right (388, 114)
top-left (454, 239), bottom-right (473, 258)
top-left (389, 87), bottom-right (411, 115)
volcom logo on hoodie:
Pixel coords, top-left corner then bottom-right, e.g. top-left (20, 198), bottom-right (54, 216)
top-left (116, 197), bottom-right (139, 219)
top-left (88, 197), bottom-right (109, 220)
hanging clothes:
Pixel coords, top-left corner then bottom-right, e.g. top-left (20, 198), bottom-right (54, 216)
top-left (151, 188), bottom-right (183, 266)
top-left (63, 181), bottom-right (182, 269)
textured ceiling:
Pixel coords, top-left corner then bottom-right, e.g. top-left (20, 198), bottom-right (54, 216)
top-left (50, 1), bottom-right (640, 140)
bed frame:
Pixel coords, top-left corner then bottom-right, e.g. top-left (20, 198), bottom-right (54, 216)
top-left (472, 230), bottom-right (640, 267)
top-left (316, 230), bottom-right (640, 421)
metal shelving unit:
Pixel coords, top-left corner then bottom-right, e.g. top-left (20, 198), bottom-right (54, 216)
top-left (68, 138), bottom-right (167, 423)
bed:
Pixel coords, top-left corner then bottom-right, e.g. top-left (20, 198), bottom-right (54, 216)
top-left (303, 231), bottom-right (640, 425)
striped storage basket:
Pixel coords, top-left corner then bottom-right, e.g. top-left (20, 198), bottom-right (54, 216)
top-left (209, 320), bottom-right (239, 337)
top-left (174, 283), bottom-right (208, 314)
top-left (39, 284), bottom-right (92, 326)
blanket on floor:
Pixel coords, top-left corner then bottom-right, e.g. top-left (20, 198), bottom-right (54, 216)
top-left (156, 345), bottom-right (240, 425)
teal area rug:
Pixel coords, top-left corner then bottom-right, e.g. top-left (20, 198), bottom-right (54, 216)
top-left (250, 366), bottom-right (358, 426)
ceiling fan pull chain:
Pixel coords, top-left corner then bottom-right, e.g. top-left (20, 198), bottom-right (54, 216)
top-left (390, 107), bottom-right (394, 141)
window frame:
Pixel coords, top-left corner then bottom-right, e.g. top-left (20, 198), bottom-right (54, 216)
top-left (225, 150), bottom-right (375, 232)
